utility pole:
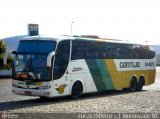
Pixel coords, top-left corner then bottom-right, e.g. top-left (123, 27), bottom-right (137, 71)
top-left (71, 22), bottom-right (74, 36)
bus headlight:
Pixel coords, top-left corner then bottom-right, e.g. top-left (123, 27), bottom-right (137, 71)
top-left (39, 85), bottom-right (51, 90)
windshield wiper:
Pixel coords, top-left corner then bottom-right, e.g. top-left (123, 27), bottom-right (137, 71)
top-left (17, 57), bottom-right (30, 80)
top-left (18, 55), bottom-right (37, 80)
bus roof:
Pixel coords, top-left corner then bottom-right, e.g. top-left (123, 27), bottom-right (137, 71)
top-left (20, 35), bottom-right (153, 45)
top-left (73, 36), bottom-right (147, 45)
top-left (20, 35), bottom-right (74, 42)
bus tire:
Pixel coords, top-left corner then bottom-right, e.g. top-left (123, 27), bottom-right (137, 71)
top-left (137, 76), bottom-right (145, 91)
top-left (130, 77), bottom-right (137, 92)
top-left (39, 96), bottom-right (49, 100)
top-left (71, 81), bottom-right (83, 98)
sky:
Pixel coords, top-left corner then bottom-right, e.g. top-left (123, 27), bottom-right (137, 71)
top-left (0, 0), bottom-right (160, 44)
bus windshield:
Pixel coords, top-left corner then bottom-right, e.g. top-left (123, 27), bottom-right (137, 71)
top-left (12, 40), bottom-right (57, 81)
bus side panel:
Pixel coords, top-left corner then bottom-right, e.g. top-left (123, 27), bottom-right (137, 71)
top-left (68, 58), bottom-right (155, 94)
top-left (51, 73), bottom-right (71, 97)
top-left (104, 59), bottom-right (124, 89)
top-left (145, 70), bottom-right (156, 85)
top-left (85, 59), bottom-right (115, 92)
top-left (69, 59), bottom-right (97, 93)
top-left (85, 72), bottom-right (98, 93)
top-left (105, 59), bottom-right (156, 89)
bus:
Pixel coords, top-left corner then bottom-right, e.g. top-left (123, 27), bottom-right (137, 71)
top-left (6, 36), bottom-right (156, 98)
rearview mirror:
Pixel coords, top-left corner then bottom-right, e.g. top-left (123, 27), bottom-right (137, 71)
top-left (47, 52), bottom-right (55, 67)
top-left (3, 50), bottom-right (17, 65)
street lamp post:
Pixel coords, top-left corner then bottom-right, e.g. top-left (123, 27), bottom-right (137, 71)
top-left (71, 22), bottom-right (74, 36)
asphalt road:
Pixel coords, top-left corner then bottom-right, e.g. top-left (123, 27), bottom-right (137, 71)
top-left (0, 68), bottom-right (160, 119)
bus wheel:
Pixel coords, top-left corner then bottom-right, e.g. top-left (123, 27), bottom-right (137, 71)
top-left (137, 77), bottom-right (145, 91)
top-left (130, 77), bottom-right (137, 92)
top-left (39, 96), bottom-right (49, 100)
top-left (71, 81), bottom-right (83, 98)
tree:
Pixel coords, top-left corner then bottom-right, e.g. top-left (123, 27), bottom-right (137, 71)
top-left (0, 40), bottom-right (6, 54)
top-left (0, 40), bottom-right (12, 70)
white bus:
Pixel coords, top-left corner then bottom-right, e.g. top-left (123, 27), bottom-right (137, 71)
top-left (7, 36), bottom-right (156, 98)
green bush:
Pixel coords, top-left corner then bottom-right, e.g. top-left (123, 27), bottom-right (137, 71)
top-left (0, 40), bottom-right (13, 70)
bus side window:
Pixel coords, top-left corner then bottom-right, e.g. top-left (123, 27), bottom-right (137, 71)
top-left (53, 40), bottom-right (70, 80)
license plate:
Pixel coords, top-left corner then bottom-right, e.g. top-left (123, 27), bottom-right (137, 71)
top-left (25, 91), bottom-right (31, 95)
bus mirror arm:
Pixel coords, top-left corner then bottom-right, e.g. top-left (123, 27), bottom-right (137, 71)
top-left (3, 51), bottom-right (9, 65)
top-left (12, 51), bottom-right (18, 57)
top-left (47, 51), bottom-right (55, 67)
top-left (3, 50), bottom-right (16, 65)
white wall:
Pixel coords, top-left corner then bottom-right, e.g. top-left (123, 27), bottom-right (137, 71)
top-left (0, 70), bottom-right (12, 76)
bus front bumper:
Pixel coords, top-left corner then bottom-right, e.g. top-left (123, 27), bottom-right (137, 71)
top-left (12, 87), bottom-right (52, 97)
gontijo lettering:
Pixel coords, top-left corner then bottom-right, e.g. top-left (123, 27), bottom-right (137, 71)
top-left (120, 62), bottom-right (140, 68)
